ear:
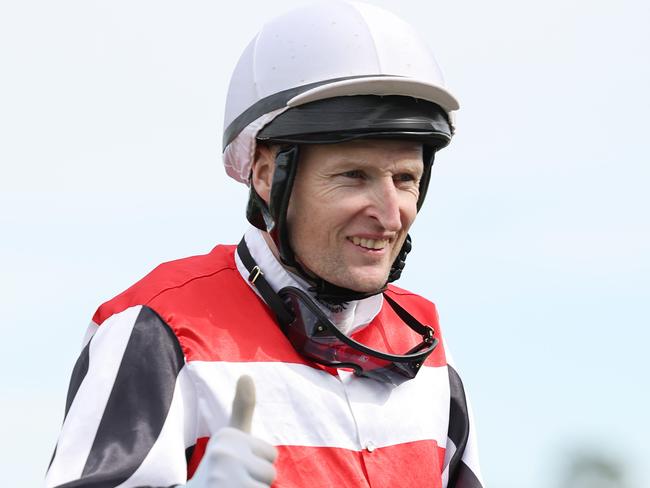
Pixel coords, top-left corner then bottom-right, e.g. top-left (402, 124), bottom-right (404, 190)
top-left (251, 143), bottom-right (276, 204)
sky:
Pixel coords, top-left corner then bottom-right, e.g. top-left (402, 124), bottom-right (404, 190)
top-left (1, 0), bottom-right (649, 486)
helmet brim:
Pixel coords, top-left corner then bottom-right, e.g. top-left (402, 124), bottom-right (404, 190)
top-left (287, 76), bottom-right (459, 114)
top-left (257, 95), bottom-right (453, 150)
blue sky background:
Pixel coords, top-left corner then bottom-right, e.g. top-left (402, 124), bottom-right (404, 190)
top-left (1, 1), bottom-right (648, 486)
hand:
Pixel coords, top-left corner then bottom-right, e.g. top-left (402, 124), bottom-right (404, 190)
top-left (185, 375), bottom-right (278, 488)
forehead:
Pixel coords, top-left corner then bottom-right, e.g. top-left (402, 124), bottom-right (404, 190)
top-left (300, 139), bottom-right (423, 165)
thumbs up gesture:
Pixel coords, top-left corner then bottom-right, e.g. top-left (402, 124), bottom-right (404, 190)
top-left (185, 376), bottom-right (278, 487)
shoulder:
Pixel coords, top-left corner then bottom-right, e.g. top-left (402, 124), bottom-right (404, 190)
top-left (92, 244), bottom-right (237, 325)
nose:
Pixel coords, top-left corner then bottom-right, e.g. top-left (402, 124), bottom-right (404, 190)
top-left (367, 177), bottom-right (402, 232)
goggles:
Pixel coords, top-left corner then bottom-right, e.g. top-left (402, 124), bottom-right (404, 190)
top-left (238, 239), bottom-right (438, 385)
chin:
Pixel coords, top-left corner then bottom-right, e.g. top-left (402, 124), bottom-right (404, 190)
top-left (338, 273), bottom-right (389, 294)
top-left (307, 259), bottom-right (391, 294)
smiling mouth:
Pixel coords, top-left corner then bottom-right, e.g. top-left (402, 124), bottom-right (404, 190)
top-left (348, 236), bottom-right (390, 250)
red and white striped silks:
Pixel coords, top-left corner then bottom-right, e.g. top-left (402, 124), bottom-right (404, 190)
top-left (47, 233), bottom-right (483, 488)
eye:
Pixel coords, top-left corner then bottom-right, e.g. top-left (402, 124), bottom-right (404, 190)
top-left (394, 173), bottom-right (417, 183)
top-left (340, 169), bottom-right (366, 179)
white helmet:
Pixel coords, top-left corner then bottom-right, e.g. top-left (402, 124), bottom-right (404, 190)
top-left (222, 0), bottom-right (459, 184)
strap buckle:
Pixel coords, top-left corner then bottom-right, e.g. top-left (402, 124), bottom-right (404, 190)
top-left (249, 265), bottom-right (263, 284)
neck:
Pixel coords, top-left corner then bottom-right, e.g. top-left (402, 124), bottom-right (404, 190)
top-left (237, 228), bottom-right (384, 335)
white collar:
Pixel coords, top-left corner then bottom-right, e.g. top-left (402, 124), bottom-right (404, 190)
top-left (234, 227), bottom-right (383, 335)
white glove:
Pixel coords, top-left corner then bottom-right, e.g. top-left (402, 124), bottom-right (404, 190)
top-left (185, 375), bottom-right (278, 488)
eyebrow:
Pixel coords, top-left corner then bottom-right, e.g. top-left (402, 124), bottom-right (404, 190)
top-left (331, 153), bottom-right (422, 166)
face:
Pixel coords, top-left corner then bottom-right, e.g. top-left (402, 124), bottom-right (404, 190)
top-left (284, 139), bottom-right (424, 292)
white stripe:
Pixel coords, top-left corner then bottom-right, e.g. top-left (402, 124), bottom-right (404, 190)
top-left (80, 321), bottom-right (98, 349)
top-left (46, 306), bottom-right (142, 488)
top-left (340, 366), bottom-right (450, 450)
top-left (115, 367), bottom-right (196, 487)
top-left (188, 361), bottom-right (449, 451)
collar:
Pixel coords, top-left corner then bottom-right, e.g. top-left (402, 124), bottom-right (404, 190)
top-left (234, 227), bottom-right (383, 336)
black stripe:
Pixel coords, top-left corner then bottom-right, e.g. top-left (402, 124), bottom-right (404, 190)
top-left (54, 478), bottom-right (177, 488)
top-left (57, 306), bottom-right (186, 488)
top-left (47, 445), bottom-right (57, 472)
top-left (447, 365), bottom-right (470, 487)
top-left (64, 340), bottom-right (91, 418)
top-left (454, 461), bottom-right (483, 488)
top-left (55, 481), bottom-right (177, 488)
top-left (222, 74), bottom-right (394, 150)
top-left (49, 338), bottom-right (92, 472)
top-left (54, 480), bottom-right (175, 488)
top-left (132, 486), bottom-right (179, 488)
top-left (185, 444), bottom-right (195, 466)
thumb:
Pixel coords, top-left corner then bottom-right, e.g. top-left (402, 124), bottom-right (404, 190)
top-left (229, 375), bottom-right (256, 433)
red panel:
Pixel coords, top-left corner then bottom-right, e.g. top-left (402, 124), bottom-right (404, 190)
top-left (186, 437), bottom-right (209, 479)
top-left (361, 440), bottom-right (444, 488)
top-left (188, 438), bottom-right (444, 487)
top-left (273, 445), bottom-right (369, 488)
top-left (92, 244), bottom-right (237, 325)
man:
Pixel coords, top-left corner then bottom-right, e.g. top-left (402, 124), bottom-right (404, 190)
top-left (46, 2), bottom-right (483, 487)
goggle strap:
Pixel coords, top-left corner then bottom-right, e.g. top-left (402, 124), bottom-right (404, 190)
top-left (237, 238), bottom-right (294, 326)
top-left (383, 293), bottom-right (434, 340)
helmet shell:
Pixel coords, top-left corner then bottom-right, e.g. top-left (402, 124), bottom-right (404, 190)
top-left (222, 0), bottom-right (459, 184)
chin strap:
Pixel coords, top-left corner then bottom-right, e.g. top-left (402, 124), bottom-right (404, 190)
top-left (386, 234), bottom-right (412, 283)
top-left (306, 279), bottom-right (386, 306)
